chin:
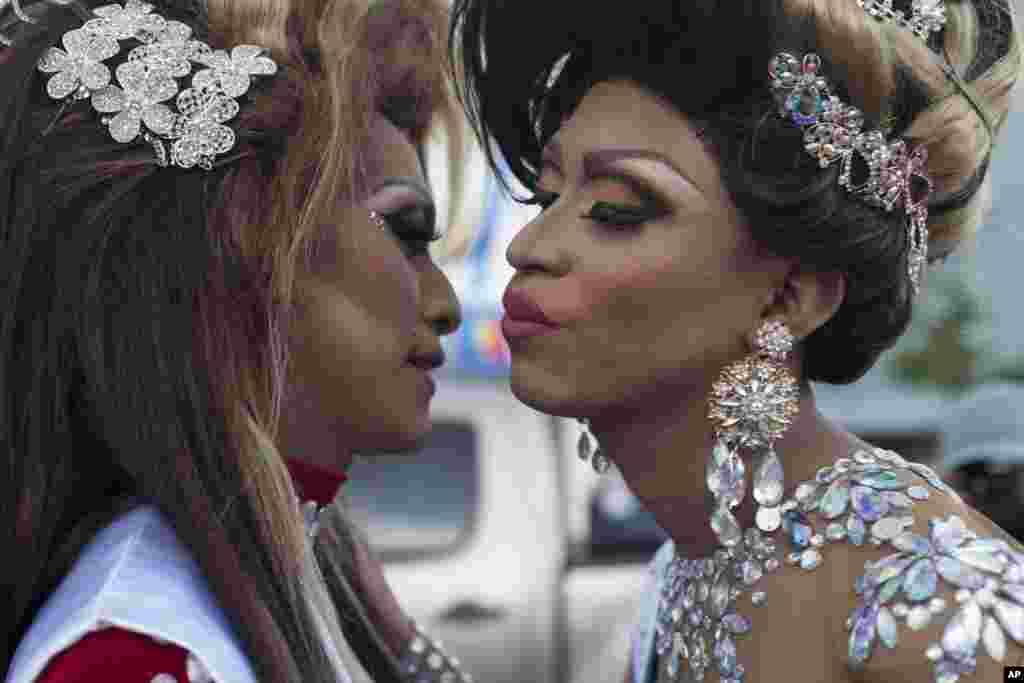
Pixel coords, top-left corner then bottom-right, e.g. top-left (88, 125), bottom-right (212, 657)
top-left (508, 361), bottom-right (580, 419)
top-left (372, 414), bottom-right (432, 453)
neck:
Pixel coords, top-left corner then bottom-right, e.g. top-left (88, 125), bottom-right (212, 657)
top-left (592, 381), bottom-right (864, 559)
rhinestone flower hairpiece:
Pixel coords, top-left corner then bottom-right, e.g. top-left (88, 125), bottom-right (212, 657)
top-left (858, 0), bottom-right (947, 42)
top-left (32, 0), bottom-right (276, 170)
top-left (769, 52), bottom-right (933, 294)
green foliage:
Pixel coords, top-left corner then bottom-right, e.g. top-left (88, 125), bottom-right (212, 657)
top-left (888, 270), bottom-right (997, 395)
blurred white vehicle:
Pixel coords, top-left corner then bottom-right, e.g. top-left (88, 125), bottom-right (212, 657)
top-left (344, 375), bottom-right (661, 683)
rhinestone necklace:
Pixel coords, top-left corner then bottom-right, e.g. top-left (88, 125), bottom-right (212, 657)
top-left (653, 446), bottom-right (1024, 683)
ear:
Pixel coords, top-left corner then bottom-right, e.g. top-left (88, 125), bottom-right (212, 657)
top-left (762, 265), bottom-right (846, 341)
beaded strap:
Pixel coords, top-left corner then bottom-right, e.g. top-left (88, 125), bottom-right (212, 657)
top-left (398, 622), bottom-right (474, 683)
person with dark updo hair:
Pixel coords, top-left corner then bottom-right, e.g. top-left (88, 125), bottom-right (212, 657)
top-left (449, 0), bottom-right (1024, 681)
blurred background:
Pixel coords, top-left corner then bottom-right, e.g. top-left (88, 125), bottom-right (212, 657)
top-left (340, 72), bottom-right (1024, 683)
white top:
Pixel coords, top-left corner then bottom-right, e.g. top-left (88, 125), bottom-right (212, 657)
top-left (6, 504), bottom-right (342, 683)
top-left (631, 540), bottom-right (674, 683)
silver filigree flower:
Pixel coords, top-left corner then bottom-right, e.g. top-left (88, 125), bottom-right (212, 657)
top-left (91, 60), bottom-right (178, 142)
top-left (193, 44), bottom-right (277, 98)
top-left (169, 85), bottom-right (239, 169)
top-left (37, 28), bottom-right (119, 100)
top-left (84, 0), bottom-right (165, 42)
top-left (127, 22), bottom-right (210, 79)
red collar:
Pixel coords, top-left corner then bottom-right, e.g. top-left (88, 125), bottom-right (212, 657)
top-left (286, 458), bottom-right (348, 507)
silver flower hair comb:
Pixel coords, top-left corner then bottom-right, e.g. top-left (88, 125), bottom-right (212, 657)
top-left (858, 0), bottom-right (947, 41)
top-left (31, 0), bottom-right (276, 170)
top-left (769, 52), bottom-right (933, 294)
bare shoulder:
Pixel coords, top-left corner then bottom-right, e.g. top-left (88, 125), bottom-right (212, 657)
top-left (797, 449), bottom-right (1024, 683)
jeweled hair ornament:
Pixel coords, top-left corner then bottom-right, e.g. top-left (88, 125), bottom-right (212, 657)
top-left (769, 52), bottom-right (934, 294)
top-left (26, 0), bottom-right (276, 170)
top-left (858, 0), bottom-right (947, 42)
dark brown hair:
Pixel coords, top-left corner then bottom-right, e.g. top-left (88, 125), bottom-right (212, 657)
top-left (450, 0), bottom-right (1021, 383)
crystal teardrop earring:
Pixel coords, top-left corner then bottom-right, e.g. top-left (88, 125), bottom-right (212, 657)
top-left (577, 418), bottom-right (610, 474)
top-left (706, 320), bottom-right (800, 546)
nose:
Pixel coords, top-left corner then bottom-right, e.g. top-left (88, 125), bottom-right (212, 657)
top-left (421, 260), bottom-right (462, 336)
top-left (505, 207), bottom-right (570, 277)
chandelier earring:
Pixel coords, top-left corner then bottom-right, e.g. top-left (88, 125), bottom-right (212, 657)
top-left (705, 320), bottom-right (801, 547)
top-left (577, 418), bottom-right (610, 474)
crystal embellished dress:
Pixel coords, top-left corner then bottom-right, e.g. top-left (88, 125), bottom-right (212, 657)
top-left (630, 446), bottom-right (1024, 683)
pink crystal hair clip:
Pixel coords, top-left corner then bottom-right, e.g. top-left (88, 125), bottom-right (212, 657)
top-left (769, 52), bottom-right (933, 294)
top-left (34, 0), bottom-right (277, 170)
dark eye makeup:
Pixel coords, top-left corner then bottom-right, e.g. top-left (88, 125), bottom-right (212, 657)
top-left (382, 203), bottom-right (440, 257)
top-left (524, 190), bottom-right (666, 228)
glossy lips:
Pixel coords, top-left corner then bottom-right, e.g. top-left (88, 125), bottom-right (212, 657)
top-left (501, 289), bottom-right (560, 340)
top-left (407, 350), bottom-right (443, 399)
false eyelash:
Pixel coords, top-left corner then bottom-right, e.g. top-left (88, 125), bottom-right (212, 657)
top-left (524, 190), bottom-right (559, 210)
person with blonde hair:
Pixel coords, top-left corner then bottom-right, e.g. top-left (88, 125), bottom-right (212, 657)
top-left (450, 0), bottom-right (1024, 680)
top-left (1, 0), bottom-right (475, 680)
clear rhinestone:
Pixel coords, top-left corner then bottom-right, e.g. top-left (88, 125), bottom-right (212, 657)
top-left (739, 558), bottom-right (763, 586)
top-left (892, 602), bottom-right (909, 617)
top-left (751, 591), bottom-right (767, 606)
top-left (941, 600), bottom-right (982, 658)
top-left (903, 557), bottom-right (939, 602)
top-left (854, 470), bottom-right (905, 490)
top-left (935, 556), bottom-right (986, 590)
top-left (800, 548), bottom-right (823, 570)
top-left (711, 505), bottom-right (743, 547)
top-left (930, 597), bottom-right (947, 613)
top-left (871, 517), bottom-right (905, 542)
top-left (794, 481), bottom-right (819, 504)
top-left (753, 448), bottom-right (784, 507)
top-left (810, 534), bottom-right (825, 547)
top-left (848, 602), bottom-right (878, 665)
top-left (722, 612), bottom-right (751, 634)
top-left (907, 485), bottom-right (930, 500)
top-left (925, 644), bottom-right (944, 661)
top-left (151, 676), bottom-right (178, 683)
top-left (819, 478), bottom-right (851, 519)
top-left (707, 441), bottom-right (746, 507)
top-left (847, 515), bottom-right (867, 545)
top-left (907, 605), bottom-right (933, 630)
top-left (710, 574), bottom-right (732, 617)
top-left (755, 504), bottom-right (782, 532)
top-left (882, 491), bottom-right (913, 508)
top-left (850, 485), bottom-right (888, 522)
top-left (954, 546), bottom-right (1007, 574)
top-left (816, 466), bottom-right (837, 483)
top-left (714, 633), bottom-right (738, 676)
top-left (853, 450), bottom-right (876, 464)
top-left (891, 531), bottom-right (932, 555)
top-left (1001, 584), bottom-right (1024, 605)
top-left (994, 598), bottom-right (1024, 643)
top-left (825, 522), bottom-right (847, 541)
top-left (982, 615), bottom-right (1007, 662)
top-left (877, 577), bottom-right (903, 604)
top-left (930, 516), bottom-right (972, 554)
top-left (877, 606), bottom-right (898, 648)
